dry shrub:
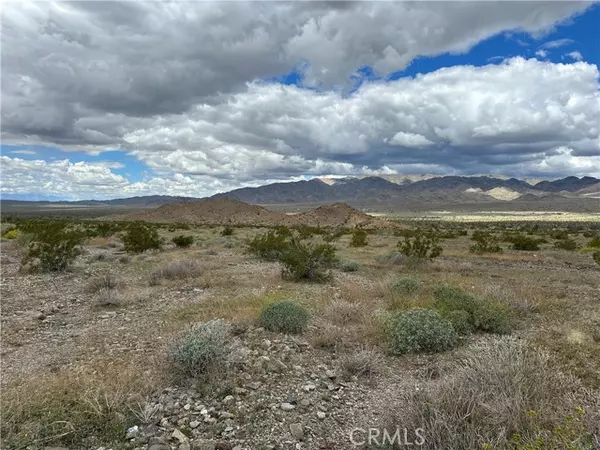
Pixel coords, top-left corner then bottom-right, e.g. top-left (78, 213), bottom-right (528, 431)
top-left (322, 299), bottom-right (366, 326)
top-left (340, 346), bottom-right (383, 379)
top-left (387, 336), bottom-right (598, 449)
top-left (86, 273), bottom-right (122, 294)
top-left (150, 259), bottom-right (201, 284)
top-left (1, 360), bottom-right (163, 449)
top-left (481, 284), bottom-right (539, 315)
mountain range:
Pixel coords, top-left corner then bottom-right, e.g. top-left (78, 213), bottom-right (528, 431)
top-left (1, 175), bottom-right (599, 213)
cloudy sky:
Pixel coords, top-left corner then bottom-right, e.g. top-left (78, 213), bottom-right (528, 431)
top-left (1, 1), bottom-right (599, 200)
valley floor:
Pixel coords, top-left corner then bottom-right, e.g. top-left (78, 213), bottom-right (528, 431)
top-left (1, 223), bottom-right (599, 449)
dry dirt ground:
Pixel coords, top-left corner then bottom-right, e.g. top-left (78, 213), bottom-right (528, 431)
top-left (1, 224), bottom-right (599, 450)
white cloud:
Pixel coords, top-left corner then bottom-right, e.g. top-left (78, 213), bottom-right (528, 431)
top-left (535, 49), bottom-right (549, 58)
top-left (541, 38), bottom-right (575, 49)
top-left (8, 150), bottom-right (37, 155)
top-left (566, 50), bottom-right (583, 61)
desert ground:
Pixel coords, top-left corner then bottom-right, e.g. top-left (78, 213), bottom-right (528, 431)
top-left (1, 212), bottom-right (599, 450)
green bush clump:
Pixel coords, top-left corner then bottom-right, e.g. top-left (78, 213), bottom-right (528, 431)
top-left (169, 319), bottom-right (232, 378)
top-left (122, 222), bottom-right (161, 253)
top-left (279, 238), bottom-right (337, 282)
top-left (472, 301), bottom-right (514, 335)
top-left (221, 225), bottom-right (234, 236)
top-left (587, 237), bottom-right (600, 249)
top-left (433, 285), bottom-right (480, 317)
top-left (349, 228), bottom-right (368, 247)
top-left (340, 260), bottom-right (359, 272)
top-left (389, 308), bottom-right (457, 354)
top-left (21, 222), bottom-right (84, 272)
top-left (397, 230), bottom-right (443, 259)
top-left (172, 235), bottom-right (194, 248)
top-left (470, 231), bottom-right (503, 254)
top-left (443, 309), bottom-right (474, 335)
top-left (259, 301), bottom-right (310, 334)
top-left (508, 234), bottom-right (542, 251)
top-left (246, 230), bottom-right (289, 261)
top-left (553, 238), bottom-right (577, 251)
top-left (391, 277), bottom-right (420, 295)
top-left (593, 251), bottom-right (600, 266)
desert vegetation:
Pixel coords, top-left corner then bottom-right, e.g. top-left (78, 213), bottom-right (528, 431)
top-left (1, 215), bottom-right (599, 449)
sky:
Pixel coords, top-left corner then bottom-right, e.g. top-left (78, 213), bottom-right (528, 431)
top-left (1, 1), bottom-right (599, 201)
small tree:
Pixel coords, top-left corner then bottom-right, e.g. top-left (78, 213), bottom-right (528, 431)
top-left (122, 222), bottom-right (161, 253)
top-left (397, 230), bottom-right (442, 259)
top-left (349, 228), bottom-right (368, 247)
top-left (172, 235), bottom-right (194, 248)
top-left (279, 238), bottom-right (337, 282)
top-left (22, 222), bottom-right (83, 272)
top-left (221, 225), bottom-right (234, 236)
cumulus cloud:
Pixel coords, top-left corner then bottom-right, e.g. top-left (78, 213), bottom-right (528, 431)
top-left (1, 1), bottom-right (598, 199)
top-left (535, 49), bottom-right (549, 58)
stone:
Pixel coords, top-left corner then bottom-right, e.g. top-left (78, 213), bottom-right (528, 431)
top-left (190, 440), bottom-right (216, 450)
top-left (179, 443), bottom-right (191, 450)
top-left (325, 370), bottom-right (336, 379)
top-left (189, 420), bottom-right (201, 429)
top-left (289, 423), bottom-right (304, 440)
top-left (222, 395), bottom-right (234, 404)
top-left (248, 381), bottom-right (261, 390)
top-left (172, 428), bottom-right (189, 443)
top-left (147, 437), bottom-right (171, 450)
top-left (299, 399), bottom-right (311, 407)
top-left (280, 402), bottom-right (296, 411)
top-left (125, 425), bottom-right (139, 439)
top-left (317, 411), bottom-right (326, 420)
top-left (215, 442), bottom-right (233, 450)
top-left (303, 383), bottom-right (316, 391)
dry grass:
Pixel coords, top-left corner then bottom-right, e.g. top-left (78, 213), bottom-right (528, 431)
top-left (386, 336), bottom-right (598, 449)
top-left (86, 273), bottom-right (123, 294)
top-left (340, 345), bottom-right (383, 379)
top-left (149, 259), bottom-right (201, 284)
top-left (1, 358), bottom-right (164, 449)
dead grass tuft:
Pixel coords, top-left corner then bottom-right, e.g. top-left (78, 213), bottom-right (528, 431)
top-left (86, 273), bottom-right (123, 294)
top-left (340, 345), bottom-right (383, 379)
top-left (149, 259), bottom-right (201, 285)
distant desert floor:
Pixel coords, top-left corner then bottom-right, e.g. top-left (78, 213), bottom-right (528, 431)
top-left (371, 210), bottom-right (600, 222)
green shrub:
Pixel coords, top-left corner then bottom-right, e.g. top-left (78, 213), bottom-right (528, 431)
top-left (169, 319), bottom-right (232, 378)
top-left (472, 301), bottom-right (514, 334)
top-left (593, 252), bottom-right (600, 266)
top-left (172, 235), bottom-right (194, 248)
top-left (391, 277), bottom-right (420, 295)
top-left (21, 222), bottom-right (83, 272)
top-left (553, 238), bottom-right (577, 251)
top-left (510, 235), bottom-right (541, 251)
top-left (259, 301), bottom-right (309, 334)
top-left (470, 231), bottom-right (503, 254)
top-left (340, 260), bottom-right (359, 272)
top-left (443, 309), bottom-right (474, 335)
top-left (549, 230), bottom-right (569, 240)
top-left (433, 285), bottom-right (480, 317)
top-left (389, 308), bottom-right (457, 354)
top-left (587, 237), bottom-right (600, 249)
top-left (349, 228), bottom-right (368, 247)
top-left (221, 225), bottom-right (234, 236)
top-left (398, 230), bottom-right (443, 259)
top-left (2, 228), bottom-right (19, 240)
top-left (279, 238), bottom-right (337, 282)
top-left (246, 230), bottom-right (289, 261)
top-left (122, 222), bottom-right (161, 253)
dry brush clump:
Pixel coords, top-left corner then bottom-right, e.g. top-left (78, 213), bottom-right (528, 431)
top-left (149, 259), bottom-right (201, 285)
top-left (340, 346), bottom-right (383, 379)
top-left (385, 337), bottom-right (598, 449)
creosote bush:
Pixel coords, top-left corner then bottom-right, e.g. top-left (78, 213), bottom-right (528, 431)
top-left (470, 231), bottom-right (503, 254)
top-left (122, 222), bottom-right (161, 253)
top-left (259, 301), bottom-right (309, 334)
top-left (349, 228), bottom-right (368, 247)
top-left (587, 237), bottom-right (600, 249)
top-left (553, 238), bottom-right (577, 251)
top-left (389, 308), bottom-right (457, 354)
top-left (246, 230), bottom-right (289, 261)
top-left (509, 234), bottom-right (542, 251)
top-left (169, 319), bottom-right (232, 379)
top-left (397, 230), bottom-right (443, 260)
top-left (21, 222), bottom-right (84, 272)
top-left (172, 235), bottom-right (194, 248)
top-left (279, 238), bottom-right (337, 282)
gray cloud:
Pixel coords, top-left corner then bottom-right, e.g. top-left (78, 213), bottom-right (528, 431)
top-left (1, 1), bottom-right (598, 199)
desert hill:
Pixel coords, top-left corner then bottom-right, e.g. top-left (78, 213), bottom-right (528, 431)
top-left (110, 198), bottom-right (390, 228)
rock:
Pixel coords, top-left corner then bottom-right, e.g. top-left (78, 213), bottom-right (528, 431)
top-left (179, 443), bottom-right (191, 450)
top-left (303, 383), bottom-right (316, 391)
top-left (215, 442), bottom-right (233, 450)
top-left (147, 437), bottom-right (171, 450)
top-left (280, 402), bottom-right (296, 411)
top-left (317, 411), bottom-right (326, 420)
top-left (289, 423), bottom-right (304, 440)
top-left (325, 370), bottom-right (336, 379)
top-left (233, 387), bottom-right (248, 395)
top-left (172, 428), bottom-right (189, 443)
top-left (222, 395), bottom-right (234, 404)
top-left (299, 399), bottom-right (311, 407)
top-left (190, 440), bottom-right (216, 450)
top-left (189, 420), bottom-right (201, 429)
top-left (248, 381), bottom-right (261, 390)
top-left (43, 447), bottom-right (69, 450)
top-left (125, 425), bottom-right (139, 439)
